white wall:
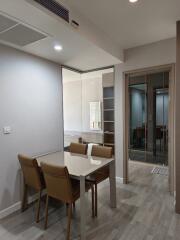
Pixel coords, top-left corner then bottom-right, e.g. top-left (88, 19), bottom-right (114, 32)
top-left (82, 77), bottom-right (103, 132)
top-left (115, 38), bottom-right (176, 178)
top-left (0, 44), bottom-right (63, 213)
top-left (63, 70), bottom-right (103, 133)
top-left (63, 80), bottom-right (82, 132)
top-left (124, 38), bottom-right (176, 70)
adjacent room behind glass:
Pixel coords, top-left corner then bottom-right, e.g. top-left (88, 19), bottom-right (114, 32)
top-left (128, 71), bottom-right (169, 166)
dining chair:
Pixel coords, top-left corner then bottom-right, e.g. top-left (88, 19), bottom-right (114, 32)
top-left (69, 142), bottom-right (88, 155)
top-left (18, 154), bottom-right (45, 223)
top-left (41, 163), bottom-right (94, 240)
top-left (87, 145), bottom-right (113, 217)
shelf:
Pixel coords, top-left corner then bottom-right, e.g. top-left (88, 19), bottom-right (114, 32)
top-left (103, 87), bottom-right (114, 99)
top-left (104, 143), bottom-right (115, 146)
top-left (104, 109), bottom-right (114, 111)
top-left (103, 97), bottom-right (114, 100)
top-left (103, 85), bottom-right (114, 149)
top-left (104, 132), bottom-right (114, 134)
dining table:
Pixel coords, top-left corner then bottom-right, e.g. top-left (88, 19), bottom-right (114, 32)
top-left (36, 151), bottom-right (117, 240)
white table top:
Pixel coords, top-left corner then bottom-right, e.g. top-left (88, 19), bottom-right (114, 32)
top-left (37, 151), bottom-right (114, 177)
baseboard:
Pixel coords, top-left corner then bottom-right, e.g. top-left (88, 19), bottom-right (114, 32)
top-left (0, 202), bottom-right (21, 220)
top-left (0, 191), bottom-right (45, 220)
top-left (116, 177), bottom-right (124, 183)
top-left (0, 178), bottom-right (123, 220)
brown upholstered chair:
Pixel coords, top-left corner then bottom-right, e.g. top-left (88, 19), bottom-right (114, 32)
top-left (69, 142), bottom-right (87, 155)
top-left (18, 154), bottom-right (45, 223)
top-left (91, 145), bottom-right (113, 159)
top-left (87, 145), bottom-right (113, 217)
top-left (41, 163), bottom-right (94, 240)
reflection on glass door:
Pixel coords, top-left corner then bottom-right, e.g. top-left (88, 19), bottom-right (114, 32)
top-left (129, 72), bottom-right (169, 165)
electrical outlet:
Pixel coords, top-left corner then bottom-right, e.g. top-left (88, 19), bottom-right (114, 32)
top-left (3, 126), bottom-right (12, 134)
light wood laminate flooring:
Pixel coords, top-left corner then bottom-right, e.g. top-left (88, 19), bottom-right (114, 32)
top-left (0, 162), bottom-right (180, 240)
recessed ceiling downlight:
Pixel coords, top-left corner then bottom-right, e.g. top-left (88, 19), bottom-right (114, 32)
top-left (54, 45), bottom-right (63, 51)
top-left (129, 0), bottom-right (138, 3)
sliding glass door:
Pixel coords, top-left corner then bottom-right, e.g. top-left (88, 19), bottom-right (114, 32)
top-left (128, 71), bottom-right (169, 165)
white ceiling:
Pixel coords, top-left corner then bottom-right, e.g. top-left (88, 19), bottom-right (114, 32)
top-left (0, 0), bottom-right (179, 70)
top-left (0, 0), bottom-right (121, 71)
top-left (82, 68), bottom-right (114, 80)
top-left (66, 0), bottom-right (180, 49)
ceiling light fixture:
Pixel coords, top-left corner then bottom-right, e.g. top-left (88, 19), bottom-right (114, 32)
top-left (129, 0), bottom-right (139, 3)
top-left (54, 45), bottom-right (63, 51)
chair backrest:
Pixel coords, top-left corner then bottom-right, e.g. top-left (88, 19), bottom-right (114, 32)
top-left (18, 154), bottom-right (42, 191)
top-left (69, 142), bottom-right (87, 155)
top-left (91, 145), bottom-right (113, 158)
top-left (41, 163), bottom-right (73, 203)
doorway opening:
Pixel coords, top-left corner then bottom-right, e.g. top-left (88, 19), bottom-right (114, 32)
top-left (62, 66), bottom-right (115, 151)
top-left (129, 71), bottom-right (169, 165)
top-left (124, 65), bottom-right (175, 193)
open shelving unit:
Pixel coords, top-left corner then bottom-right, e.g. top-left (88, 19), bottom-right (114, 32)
top-left (102, 74), bottom-right (115, 152)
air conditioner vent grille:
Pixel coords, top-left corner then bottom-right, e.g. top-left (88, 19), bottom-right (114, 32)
top-left (34, 0), bottom-right (69, 23)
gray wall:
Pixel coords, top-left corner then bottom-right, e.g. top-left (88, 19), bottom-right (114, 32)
top-left (0, 44), bottom-right (63, 212)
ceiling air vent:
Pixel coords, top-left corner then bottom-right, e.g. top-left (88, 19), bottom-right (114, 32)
top-left (0, 13), bottom-right (47, 47)
top-left (33, 0), bottom-right (69, 23)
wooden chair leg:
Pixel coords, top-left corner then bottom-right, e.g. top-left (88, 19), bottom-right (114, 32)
top-left (66, 203), bottom-right (68, 216)
top-left (36, 190), bottom-right (42, 223)
top-left (95, 183), bottom-right (98, 217)
top-left (21, 183), bottom-right (28, 212)
top-left (91, 186), bottom-right (95, 218)
top-left (72, 202), bottom-right (76, 214)
top-left (44, 195), bottom-right (49, 229)
top-left (67, 203), bottom-right (72, 240)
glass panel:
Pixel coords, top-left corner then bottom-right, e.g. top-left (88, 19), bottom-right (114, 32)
top-left (129, 79), bottom-right (147, 162)
top-left (128, 71), bottom-right (169, 165)
top-left (148, 72), bottom-right (169, 165)
top-left (155, 88), bottom-right (169, 165)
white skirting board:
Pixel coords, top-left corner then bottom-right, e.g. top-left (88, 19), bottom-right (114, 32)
top-left (0, 177), bottom-right (123, 219)
top-left (116, 177), bottom-right (123, 184)
top-left (0, 201), bottom-right (21, 220)
top-left (0, 191), bottom-right (45, 220)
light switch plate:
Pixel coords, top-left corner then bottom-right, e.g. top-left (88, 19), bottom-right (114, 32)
top-left (3, 126), bottom-right (12, 134)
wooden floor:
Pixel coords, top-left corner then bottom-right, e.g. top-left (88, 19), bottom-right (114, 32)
top-left (1, 162), bottom-right (180, 240)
